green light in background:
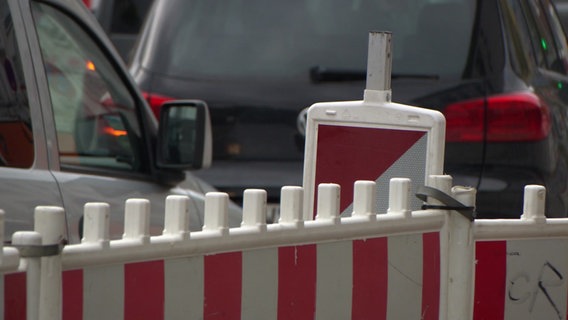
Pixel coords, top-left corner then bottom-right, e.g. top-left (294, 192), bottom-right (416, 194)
top-left (559, 82), bottom-right (563, 89)
top-left (541, 38), bottom-right (548, 50)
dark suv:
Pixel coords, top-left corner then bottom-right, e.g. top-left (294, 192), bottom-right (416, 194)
top-left (130, 0), bottom-right (568, 218)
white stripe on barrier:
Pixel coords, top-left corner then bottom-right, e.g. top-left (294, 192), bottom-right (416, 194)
top-left (165, 257), bottom-right (203, 319)
top-left (241, 248), bottom-right (278, 319)
top-left (84, 265), bottom-right (124, 319)
top-left (315, 241), bottom-right (353, 319)
top-left (387, 234), bottom-right (423, 319)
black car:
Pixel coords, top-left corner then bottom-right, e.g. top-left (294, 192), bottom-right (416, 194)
top-left (130, 0), bottom-right (568, 218)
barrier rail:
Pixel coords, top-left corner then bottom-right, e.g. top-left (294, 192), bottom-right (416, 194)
top-left (2, 176), bottom-right (462, 320)
top-left (3, 176), bottom-right (567, 319)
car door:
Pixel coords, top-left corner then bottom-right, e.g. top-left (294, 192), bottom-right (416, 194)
top-left (23, 0), bottom-right (204, 243)
top-left (0, 0), bottom-right (64, 241)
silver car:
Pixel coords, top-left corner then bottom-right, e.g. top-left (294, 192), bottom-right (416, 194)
top-left (0, 0), bottom-right (240, 243)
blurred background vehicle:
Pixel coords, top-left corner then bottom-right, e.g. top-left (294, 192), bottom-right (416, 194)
top-left (82, 0), bottom-right (152, 61)
top-left (128, 0), bottom-right (568, 219)
top-left (0, 0), bottom-right (241, 243)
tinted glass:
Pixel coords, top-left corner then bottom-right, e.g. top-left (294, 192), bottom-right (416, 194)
top-left (32, 2), bottom-right (146, 173)
top-left (517, 0), bottom-right (565, 72)
top-left (543, 0), bottom-right (568, 72)
top-left (0, 2), bottom-right (33, 168)
top-left (148, 0), bottom-right (476, 80)
top-left (110, 0), bottom-right (153, 34)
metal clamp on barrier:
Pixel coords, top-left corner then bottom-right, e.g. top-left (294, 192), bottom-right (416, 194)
top-left (416, 185), bottom-right (476, 221)
top-left (13, 241), bottom-right (65, 258)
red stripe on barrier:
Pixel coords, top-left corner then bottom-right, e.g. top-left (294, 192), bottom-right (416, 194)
top-left (277, 245), bottom-right (317, 320)
top-left (473, 241), bottom-right (506, 320)
top-left (422, 232), bottom-right (440, 320)
top-left (352, 237), bottom-right (388, 320)
top-left (4, 273), bottom-right (25, 320)
top-left (204, 252), bottom-right (243, 319)
top-left (124, 260), bottom-right (165, 320)
top-left (63, 269), bottom-right (83, 320)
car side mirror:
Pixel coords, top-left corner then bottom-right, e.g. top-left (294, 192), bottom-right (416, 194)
top-left (156, 100), bottom-right (212, 169)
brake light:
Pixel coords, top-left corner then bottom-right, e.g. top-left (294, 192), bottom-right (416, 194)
top-left (142, 92), bottom-right (175, 120)
top-left (444, 92), bottom-right (550, 142)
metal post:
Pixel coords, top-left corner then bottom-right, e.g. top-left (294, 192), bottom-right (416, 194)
top-left (365, 31), bottom-right (392, 92)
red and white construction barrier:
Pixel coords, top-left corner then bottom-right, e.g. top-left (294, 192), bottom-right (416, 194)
top-left (3, 176), bottom-right (459, 320)
top-left (4, 176), bottom-right (568, 319)
top-left (472, 185), bottom-right (568, 320)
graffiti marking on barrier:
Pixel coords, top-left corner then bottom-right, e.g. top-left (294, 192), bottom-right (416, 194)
top-left (508, 261), bottom-right (564, 319)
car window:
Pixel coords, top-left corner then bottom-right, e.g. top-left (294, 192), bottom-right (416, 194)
top-left (542, 0), bottom-right (568, 72)
top-left (0, 2), bottom-right (33, 168)
top-left (519, 0), bottom-right (565, 72)
top-left (148, 0), bottom-right (476, 80)
top-left (31, 2), bottom-right (146, 173)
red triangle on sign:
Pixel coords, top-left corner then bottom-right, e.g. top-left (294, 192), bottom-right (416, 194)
top-left (314, 125), bottom-right (426, 213)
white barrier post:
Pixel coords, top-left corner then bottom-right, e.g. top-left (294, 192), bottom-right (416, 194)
top-left (352, 180), bottom-right (377, 219)
top-left (203, 192), bottom-right (229, 235)
top-left (387, 178), bottom-right (412, 217)
top-left (242, 189), bottom-right (267, 231)
top-left (316, 183), bottom-right (341, 224)
top-left (34, 206), bottom-right (65, 320)
top-left (521, 185), bottom-right (546, 223)
top-left (82, 202), bottom-right (110, 247)
top-left (123, 199), bottom-right (151, 244)
top-left (163, 195), bottom-right (191, 240)
top-left (425, 175), bottom-right (476, 320)
top-left (279, 186), bottom-right (304, 227)
top-left (12, 232), bottom-right (41, 320)
top-left (449, 184), bottom-right (476, 320)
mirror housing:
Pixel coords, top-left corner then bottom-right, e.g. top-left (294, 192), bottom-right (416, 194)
top-left (156, 100), bottom-right (212, 170)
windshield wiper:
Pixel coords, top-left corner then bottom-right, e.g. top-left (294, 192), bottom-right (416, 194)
top-left (310, 66), bottom-right (366, 82)
top-left (310, 66), bottom-right (439, 83)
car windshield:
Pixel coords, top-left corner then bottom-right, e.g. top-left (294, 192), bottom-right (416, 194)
top-left (147, 0), bottom-right (476, 80)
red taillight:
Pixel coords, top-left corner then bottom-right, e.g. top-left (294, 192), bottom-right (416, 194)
top-left (444, 92), bottom-right (551, 142)
top-left (142, 92), bottom-right (175, 119)
top-left (82, 0), bottom-right (91, 8)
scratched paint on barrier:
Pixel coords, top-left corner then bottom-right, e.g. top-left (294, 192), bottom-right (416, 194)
top-left (505, 239), bottom-right (568, 320)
